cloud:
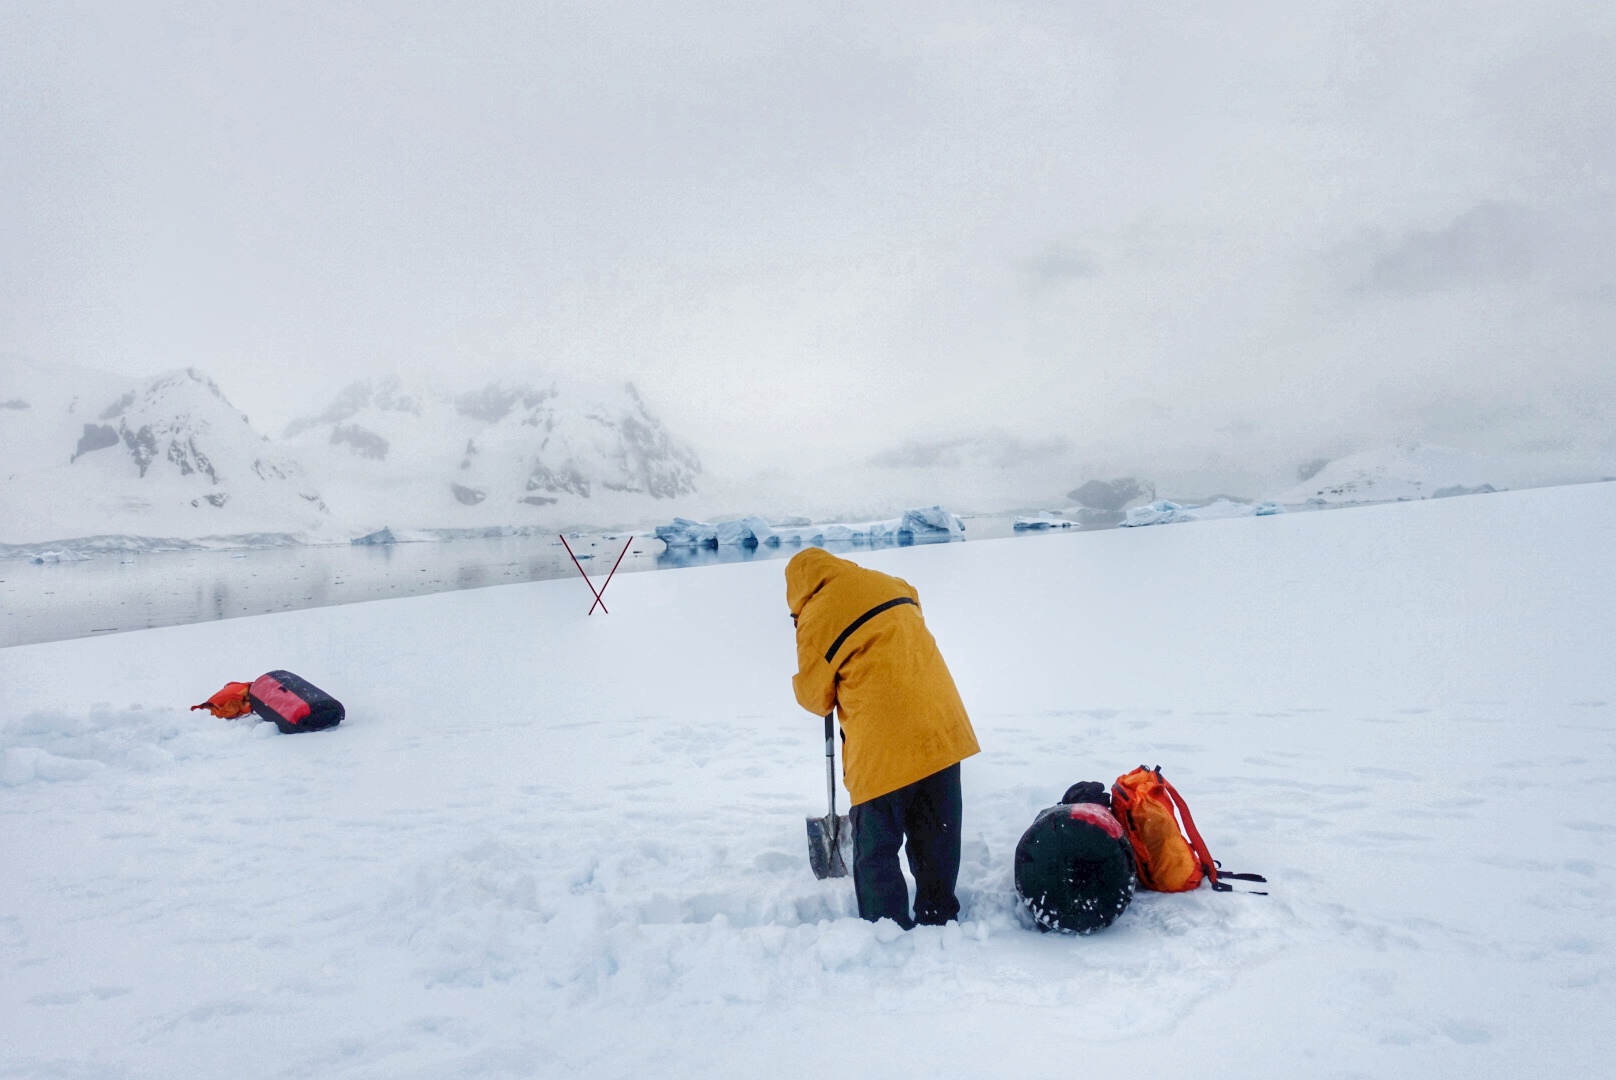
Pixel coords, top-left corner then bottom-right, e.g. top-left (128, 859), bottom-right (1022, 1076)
top-left (1355, 202), bottom-right (1537, 294)
top-left (1022, 243), bottom-right (1098, 290)
top-left (2, 2), bottom-right (1614, 501)
top-left (868, 432), bottom-right (1072, 470)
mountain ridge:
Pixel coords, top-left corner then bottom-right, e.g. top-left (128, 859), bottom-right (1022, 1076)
top-left (1, 361), bottom-right (704, 546)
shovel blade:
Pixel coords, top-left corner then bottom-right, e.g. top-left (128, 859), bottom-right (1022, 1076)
top-left (806, 813), bottom-right (853, 879)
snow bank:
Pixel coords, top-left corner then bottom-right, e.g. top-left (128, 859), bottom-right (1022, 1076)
top-left (3, 482), bottom-right (1615, 1077)
top-left (0, 705), bottom-right (274, 787)
top-left (1121, 498), bottom-right (1283, 527)
top-left (656, 506), bottom-right (965, 547)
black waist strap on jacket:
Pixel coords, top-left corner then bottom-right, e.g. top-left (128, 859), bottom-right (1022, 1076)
top-left (824, 597), bottom-right (917, 664)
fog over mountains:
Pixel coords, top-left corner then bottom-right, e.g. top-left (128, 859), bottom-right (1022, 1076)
top-left (281, 374), bottom-right (701, 531)
top-left (0, 361), bottom-right (702, 546)
top-left (5, 357), bottom-right (1612, 551)
top-left (5, 5), bottom-right (1614, 527)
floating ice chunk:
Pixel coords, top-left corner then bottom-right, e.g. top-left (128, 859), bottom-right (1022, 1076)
top-left (1123, 500), bottom-right (1194, 526)
top-left (712, 520), bottom-right (751, 546)
top-left (1122, 499), bottom-right (1286, 527)
top-left (1013, 514), bottom-right (1079, 530)
top-left (30, 549), bottom-right (91, 563)
top-left (654, 518), bottom-right (719, 547)
top-left (655, 507), bottom-right (965, 548)
top-left (900, 506), bottom-right (965, 539)
top-left (712, 516), bottom-right (777, 547)
top-left (350, 527), bottom-right (398, 546)
top-left (741, 515), bottom-right (778, 544)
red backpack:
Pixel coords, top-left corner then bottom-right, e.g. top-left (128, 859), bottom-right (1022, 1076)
top-left (1110, 766), bottom-right (1265, 893)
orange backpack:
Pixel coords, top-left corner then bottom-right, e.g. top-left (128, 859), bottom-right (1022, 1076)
top-left (1111, 766), bottom-right (1265, 893)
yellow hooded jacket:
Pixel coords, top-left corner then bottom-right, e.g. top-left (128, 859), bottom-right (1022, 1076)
top-left (785, 548), bottom-right (979, 805)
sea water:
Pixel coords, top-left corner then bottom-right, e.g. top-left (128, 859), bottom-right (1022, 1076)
top-left (0, 513), bottom-right (1108, 647)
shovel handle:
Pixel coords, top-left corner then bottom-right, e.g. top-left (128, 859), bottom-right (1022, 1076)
top-left (823, 712), bottom-right (837, 819)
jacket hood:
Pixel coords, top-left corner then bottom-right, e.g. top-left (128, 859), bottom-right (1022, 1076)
top-left (785, 547), bottom-right (848, 616)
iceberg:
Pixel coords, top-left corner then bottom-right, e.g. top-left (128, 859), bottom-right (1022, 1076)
top-left (1013, 514), bottom-right (1080, 531)
top-left (655, 506), bottom-right (966, 548)
top-left (713, 515), bottom-right (777, 547)
top-left (1122, 499), bottom-right (1284, 527)
top-left (351, 527), bottom-right (399, 546)
top-left (30, 549), bottom-right (92, 563)
top-left (1123, 500), bottom-right (1194, 526)
top-left (900, 505), bottom-right (966, 540)
top-left (654, 517), bottom-right (720, 547)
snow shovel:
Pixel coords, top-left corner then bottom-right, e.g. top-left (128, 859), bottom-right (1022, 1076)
top-left (806, 712), bottom-right (853, 879)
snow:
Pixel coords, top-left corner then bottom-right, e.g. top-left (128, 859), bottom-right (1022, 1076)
top-left (9, 356), bottom-right (1608, 560)
top-left (280, 375), bottom-right (701, 533)
top-left (0, 361), bottom-right (708, 548)
top-left (3, 482), bottom-right (1615, 1077)
top-left (0, 362), bottom-right (334, 546)
top-left (1275, 443), bottom-right (1568, 507)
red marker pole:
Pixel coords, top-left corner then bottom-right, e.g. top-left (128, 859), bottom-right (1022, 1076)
top-left (559, 534), bottom-right (609, 614)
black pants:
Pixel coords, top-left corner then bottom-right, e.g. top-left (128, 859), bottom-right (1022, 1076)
top-left (849, 763), bottom-right (962, 930)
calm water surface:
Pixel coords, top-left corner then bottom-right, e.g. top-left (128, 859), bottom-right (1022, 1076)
top-left (1, 513), bottom-right (1110, 648)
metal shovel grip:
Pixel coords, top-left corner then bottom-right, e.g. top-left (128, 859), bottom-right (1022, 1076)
top-left (823, 712), bottom-right (838, 817)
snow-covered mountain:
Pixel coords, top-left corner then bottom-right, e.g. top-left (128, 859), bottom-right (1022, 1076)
top-left (0, 362), bottom-right (332, 546)
top-left (281, 375), bottom-right (701, 531)
top-left (1275, 444), bottom-right (1521, 506)
top-left (1, 363), bottom-right (705, 547)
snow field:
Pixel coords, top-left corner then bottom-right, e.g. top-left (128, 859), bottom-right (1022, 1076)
top-left (3, 482), bottom-right (1615, 1077)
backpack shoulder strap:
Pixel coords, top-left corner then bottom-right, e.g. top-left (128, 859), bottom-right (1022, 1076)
top-left (1160, 775), bottom-right (1230, 891)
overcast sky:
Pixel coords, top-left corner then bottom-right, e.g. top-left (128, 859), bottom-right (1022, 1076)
top-left (3, 1), bottom-right (1613, 491)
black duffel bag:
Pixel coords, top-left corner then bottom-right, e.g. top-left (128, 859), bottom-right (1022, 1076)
top-left (248, 670), bottom-right (345, 734)
top-left (1014, 782), bottom-right (1136, 934)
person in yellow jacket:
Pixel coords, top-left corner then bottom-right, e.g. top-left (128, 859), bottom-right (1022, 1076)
top-left (785, 547), bottom-right (980, 928)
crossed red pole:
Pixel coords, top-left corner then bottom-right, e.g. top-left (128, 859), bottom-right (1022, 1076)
top-left (559, 534), bottom-right (635, 614)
